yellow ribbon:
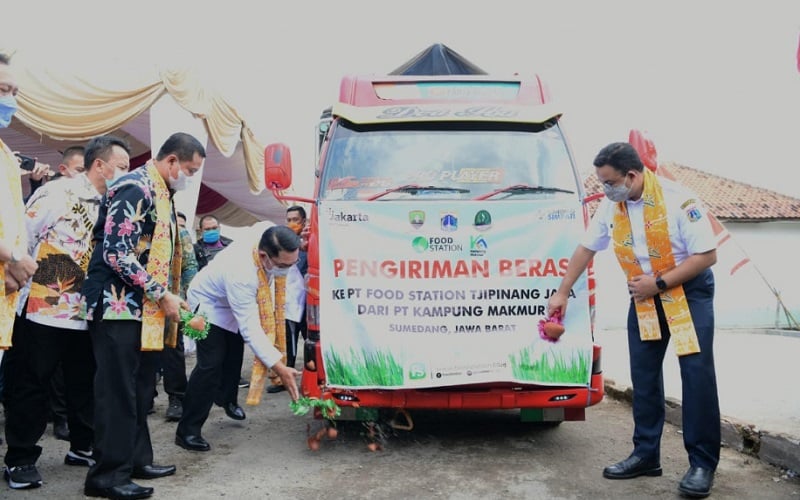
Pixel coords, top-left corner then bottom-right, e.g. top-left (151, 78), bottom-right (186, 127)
top-left (0, 139), bottom-right (26, 349)
top-left (246, 246), bottom-right (286, 405)
top-left (612, 169), bottom-right (700, 356)
top-left (141, 162), bottom-right (182, 351)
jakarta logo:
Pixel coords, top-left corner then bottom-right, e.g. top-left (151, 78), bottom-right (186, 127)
top-left (440, 211), bottom-right (458, 232)
top-left (412, 236), bottom-right (429, 253)
top-left (473, 209), bottom-right (492, 231)
top-left (408, 210), bottom-right (425, 229)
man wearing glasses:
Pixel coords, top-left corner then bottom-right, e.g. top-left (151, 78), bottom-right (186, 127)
top-left (2, 135), bottom-right (128, 491)
top-left (175, 223), bottom-right (301, 452)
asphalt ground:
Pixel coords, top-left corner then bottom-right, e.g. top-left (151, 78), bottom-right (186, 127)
top-left (598, 327), bottom-right (800, 475)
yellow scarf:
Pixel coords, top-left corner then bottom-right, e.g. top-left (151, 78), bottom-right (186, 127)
top-left (0, 139), bottom-right (26, 349)
top-left (246, 246), bottom-right (287, 405)
top-left (141, 162), bottom-right (182, 351)
top-left (612, 169), bottom-right (700, 356)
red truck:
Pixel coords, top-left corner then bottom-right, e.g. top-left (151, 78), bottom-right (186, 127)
top-left (264, 45), bottom-right (604, 426)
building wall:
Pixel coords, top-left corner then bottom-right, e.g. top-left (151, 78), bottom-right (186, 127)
top-left (590, 220), bottom-right (800, 330)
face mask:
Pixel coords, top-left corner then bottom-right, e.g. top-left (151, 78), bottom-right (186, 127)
top-left (269, 266), bottom-right (290, 277)
top-left (0, 95), bottom-right (18, 128)
top-left (104, 169), bottom-right (126, 189)
top-left (202, 229), bottom-right (220, 244)
top-left (602, 175), bottom-right (632, 202)
top-left (287, 221), bottom-right (303, 235)
top-left (168, 165), bottom-right (190, 191)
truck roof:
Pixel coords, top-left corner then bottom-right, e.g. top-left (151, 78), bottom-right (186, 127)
top-left (338, 74), bottom-right (552, 108)
top-left (333, 74), bottom-right (560, 125)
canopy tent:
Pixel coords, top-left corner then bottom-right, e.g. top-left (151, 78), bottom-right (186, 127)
top-left (0, 48), bottom-right (288, 229)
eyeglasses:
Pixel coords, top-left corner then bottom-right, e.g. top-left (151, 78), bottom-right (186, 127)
top-left (270, 256), bottom-right (298, 269)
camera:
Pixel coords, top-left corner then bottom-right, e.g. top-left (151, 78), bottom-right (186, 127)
top-left (15, 153), bottom-right (36, 172)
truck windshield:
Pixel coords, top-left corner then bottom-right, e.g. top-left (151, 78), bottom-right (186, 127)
top-left (319, 121), bottom-right (579, 201)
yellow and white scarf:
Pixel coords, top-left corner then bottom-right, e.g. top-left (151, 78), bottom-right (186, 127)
top-left (0, 139), bottom-right (27, 349)
top-left (141, 161), bottom-right (182, 351)
top-left (612, 169), bottom-right (700, 356)
top-left (246, 246), bottom-right (287, 405)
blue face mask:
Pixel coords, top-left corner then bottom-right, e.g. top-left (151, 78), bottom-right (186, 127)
top-left (0, 95), bottom-right (18, 128)
top-left (202, 229), bottom-right (220, 244)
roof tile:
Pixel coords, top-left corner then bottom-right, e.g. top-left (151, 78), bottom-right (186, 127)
top-left (583, 162), bottom-right (800, 221)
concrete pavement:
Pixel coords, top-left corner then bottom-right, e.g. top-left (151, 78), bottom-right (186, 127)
top-left (597, 327), bottom-right (800, 474)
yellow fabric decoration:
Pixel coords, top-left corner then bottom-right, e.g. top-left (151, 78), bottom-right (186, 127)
top-left (246, 247), bottom-right (287, 405)
top-left (0, 139), bottom-right (26, 349)
top-left (612, 169), bottom-right (700, 356)
top-left (141, 162), bottom-right (182, 351)
top-left (6, 50), bottom-right (264, 193)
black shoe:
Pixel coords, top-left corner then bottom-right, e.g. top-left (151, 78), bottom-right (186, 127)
top-left (53, 418), bottom-right (70, 441)
top-left (65, 448), bottom-right (96, 467)
top-left (165, 397), bottom-right (182, 421)
top-left (678, 466), bottom-right (714, 498)
top-left (175, 433), bottom-right (211, 452)
top-left (223, 402), bottom-right (246, 420)
top-left (131, 464), bottom-right (177, 480)
top-left (266, 384), bottom-right (286, 394)
top-left (602, 455), bottom-right (662, 479)
top-left (84, 481), bottom-right (154, 499)
top-left (4, 464), bottom-right (43, 489)
top-left (238, 377), bottom-right (250, 389)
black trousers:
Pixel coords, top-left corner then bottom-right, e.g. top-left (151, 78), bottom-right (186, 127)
top-left (627, 268), bottom-right (720, 471)
top-left (161, 330), bottom-right (187, 400)
top-left (179, 324), bottom-right (243, 437)
top-left (3, 316), bottom-right (95, 466)
top-left (285, 319), bottom-right (302, 368)
top-left (85, 319), bottom-right (158, 489)
top-left (50, 362), bottom-right (68, 422)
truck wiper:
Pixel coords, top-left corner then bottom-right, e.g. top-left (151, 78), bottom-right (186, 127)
top-left (474, 184), bottom-right (574, 200)
top-left (367, 184), bottom-right (471, 201)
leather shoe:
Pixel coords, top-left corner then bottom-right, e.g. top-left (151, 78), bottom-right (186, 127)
top-left (84, 481), bottom-right (154, 499)
top-left (131, 464), bottom-right (176, 480)
top-left (175, 433), bottom-right (210, 452)
top-left (603, 455), bottom-right (662, 479)
top-left (223, 402), bottom-right (246, 420)
top-left (266, 384), bottom-right (286, 393)
top-left (678, 466), bottom-right (714, 498)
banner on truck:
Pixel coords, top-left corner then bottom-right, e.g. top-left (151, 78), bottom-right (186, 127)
top-left (320, 200), bottom-right (592, 389)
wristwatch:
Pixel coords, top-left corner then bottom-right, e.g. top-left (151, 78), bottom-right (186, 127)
top-left (655, 276), bottom-right (668, 292)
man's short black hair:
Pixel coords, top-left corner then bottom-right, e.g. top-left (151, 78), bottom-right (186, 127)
top-left (198, 214), bottom-right (219, 228)
top-left (259, 225), bottom-right (300, 258)
top-left (84, 135), bottom-right (131, 169)
top-left (592, 142), bottom-right (644, 175)
top-left (156, 132), bottom-right (207, 162)
top-left (62, 145), bottom-right (84, 162)
top-left (287, 205), bottom-right (307, 220)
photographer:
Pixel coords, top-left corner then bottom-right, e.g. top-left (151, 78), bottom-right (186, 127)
top-left (15, 152), bottom-right (52, 203)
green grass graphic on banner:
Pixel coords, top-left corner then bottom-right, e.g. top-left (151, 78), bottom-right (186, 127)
top-left (510, 348), bottom-right (591, 384)
top-left (325, 348), bottom-right (404, 386)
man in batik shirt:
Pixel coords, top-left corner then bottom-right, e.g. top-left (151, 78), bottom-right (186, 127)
top-left (80, 132), bottom-right (205, 500)
top-left (3, 135), bottom-right (130, 490)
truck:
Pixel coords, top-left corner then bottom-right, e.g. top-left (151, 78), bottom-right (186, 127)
top-left (263, 45), bottom-right (604, 427)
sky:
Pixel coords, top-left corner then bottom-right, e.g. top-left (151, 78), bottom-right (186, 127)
top-left (4, 1), bottom-right (800, 198)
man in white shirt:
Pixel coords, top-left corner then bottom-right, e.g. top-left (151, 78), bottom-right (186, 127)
top-left (3, 135), bottom-right (129, 490)
top-left (547, 142), bottom-right (719, 498)
top-left (175, 224), bottom-right (301, 452)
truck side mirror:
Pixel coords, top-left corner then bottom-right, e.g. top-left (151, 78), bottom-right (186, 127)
top-left (264, 143), bottom-right (293, 190)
